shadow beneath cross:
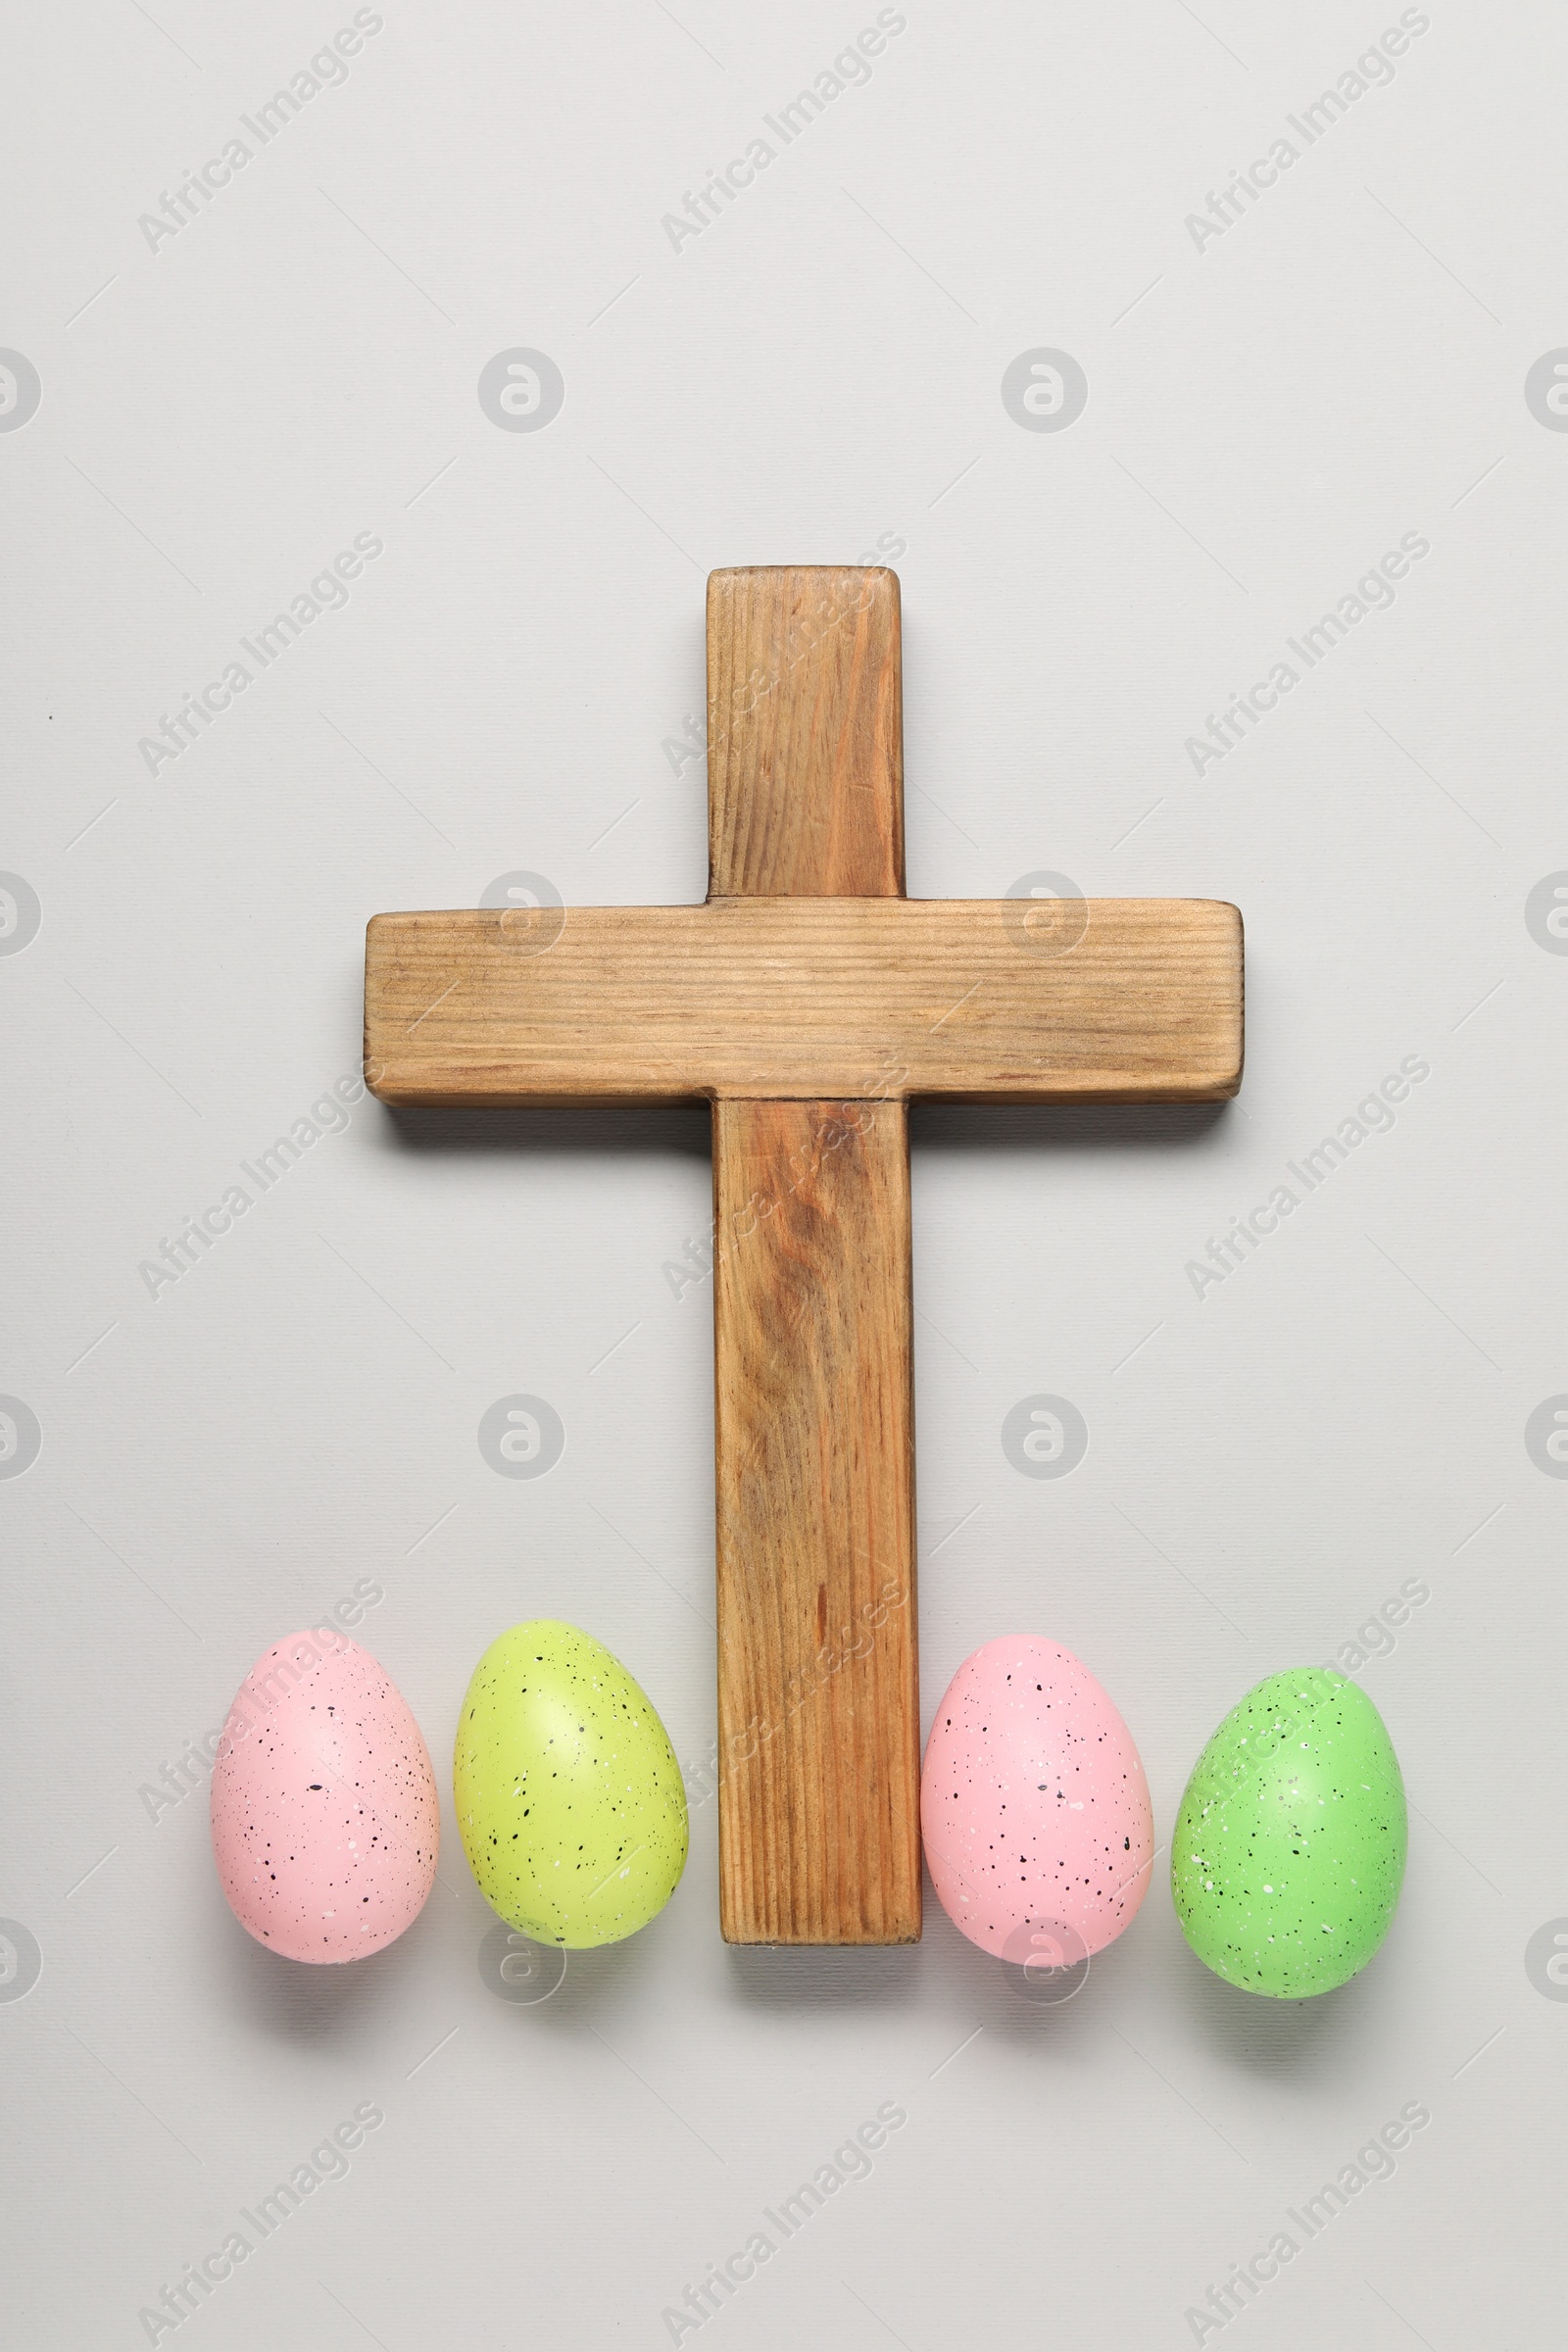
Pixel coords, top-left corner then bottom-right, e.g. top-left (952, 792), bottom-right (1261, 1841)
top-left (909, 1099), bottom-right (1233, 1155)
top-left (723, 1940), bottom-right (926, 2006)
top-left (373, 1101), bottom-right (712, 1162)
top-left (371, 1098), bottom-right (1233, 1164)
top-left (718, 1876), bottom-right (1159, 2033)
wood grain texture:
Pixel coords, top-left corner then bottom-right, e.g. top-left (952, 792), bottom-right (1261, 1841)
top-left (712, 1099), bottom-right (919, 1944)
top-left (707, 564), bottom-right (917, 1946)
top-left (707, 565), bottom-right (904, 899)
top-left (364, 898), bottom-right (1244, 1107)
top-left (360, 561), bottom-right (1248, 1950)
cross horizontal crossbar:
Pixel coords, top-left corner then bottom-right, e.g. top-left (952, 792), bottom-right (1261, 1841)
top-left (365, 897), bottom-right (1243, 1106)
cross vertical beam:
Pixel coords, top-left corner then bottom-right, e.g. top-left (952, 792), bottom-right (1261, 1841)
top-left (707, 566), bottom-right (919, 1944)
top-left (362, 563), bottom-right (1245, 1952)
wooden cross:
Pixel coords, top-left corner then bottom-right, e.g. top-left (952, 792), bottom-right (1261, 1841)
top-left (364, 565), bottom-right (1243, 1947)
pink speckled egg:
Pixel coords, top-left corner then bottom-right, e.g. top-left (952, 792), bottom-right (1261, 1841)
top-left (211, 1630), bottom-right (439, 1963)
top-left (921, 1637), bottom-right (1153, 1963)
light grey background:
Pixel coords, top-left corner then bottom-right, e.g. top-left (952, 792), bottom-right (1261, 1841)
top-left (4, 2), bottom-right (1564, 2344)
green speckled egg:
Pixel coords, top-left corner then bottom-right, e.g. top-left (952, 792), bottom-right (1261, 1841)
top-left (454, 1621), bottom-right (688, 1948)
top-left (1172, 1668), bottom-right (1405, 1998)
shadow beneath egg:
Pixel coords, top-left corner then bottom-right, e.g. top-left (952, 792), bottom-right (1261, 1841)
top-left (217, 1896), bottom-right (436, 2041)
top-left (713, 1880), bottom-right (1151, 2030)
top-left (949, 1911), bottom-right (1152, 2042)
top-left (1169, 1929), bottom-right (1383, 2075)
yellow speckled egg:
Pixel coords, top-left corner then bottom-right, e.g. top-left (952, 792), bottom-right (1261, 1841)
top-left (453, 1621), bottom-right (687, 1948)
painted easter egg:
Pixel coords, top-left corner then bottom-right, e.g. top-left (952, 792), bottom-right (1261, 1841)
top-left (211, 1630), bottom-right (439, 1963)
top-left (453, 1621), bottom-right (687, 1949)
top-left (1171, 1667), bottom-right (1406, 1998)
top-left (921, 1636), bottom-right (1154, 1965)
